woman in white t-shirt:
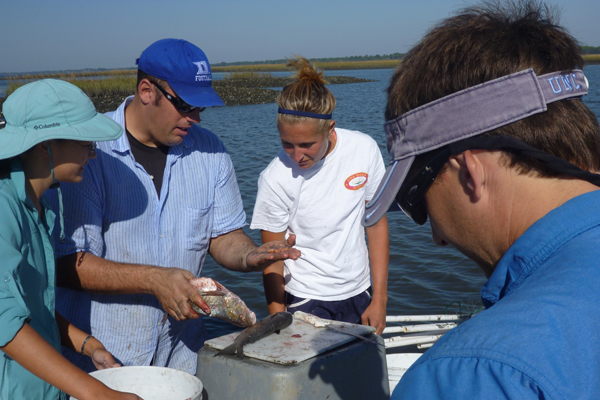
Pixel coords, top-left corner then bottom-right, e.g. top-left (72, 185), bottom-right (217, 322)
top-left (250, 57), bottom-right (389, 334)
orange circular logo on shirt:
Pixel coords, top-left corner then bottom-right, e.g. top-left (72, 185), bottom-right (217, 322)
top-left (345, 172), bottom-right (368, 190)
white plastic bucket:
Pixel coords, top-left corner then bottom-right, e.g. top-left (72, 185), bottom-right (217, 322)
top-left (72, 366), bottom-right (203, 400)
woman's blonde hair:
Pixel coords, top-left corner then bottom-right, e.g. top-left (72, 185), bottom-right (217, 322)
top-left (277, 56), bottom-right (336, 134)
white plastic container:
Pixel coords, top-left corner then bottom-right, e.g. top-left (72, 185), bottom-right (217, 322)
top-left (386, 353), bottom-right (422, 393)
top-left (72, 366), bottom-right (203, 400)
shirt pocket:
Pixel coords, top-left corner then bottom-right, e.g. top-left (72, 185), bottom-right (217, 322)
top-left (182, 206), bottom-right (213, 251)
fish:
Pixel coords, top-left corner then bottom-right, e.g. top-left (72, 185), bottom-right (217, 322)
top-left (188, 277), bottom-right (257, 328)
top-left (293, 311), bottom-right (330, 328)
top-left (215, 311), bottom-right (294, 359)
top-left (293, 311), bottom-right (383, 346)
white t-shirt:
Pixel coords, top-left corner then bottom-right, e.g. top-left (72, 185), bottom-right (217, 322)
top-left (251, 128), bottom-right (386, 300)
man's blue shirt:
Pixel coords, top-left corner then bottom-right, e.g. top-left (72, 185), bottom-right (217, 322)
top-left (47, 97), bottom-right (247, 373)
top-left (393, 190), bottom-right (600, 399)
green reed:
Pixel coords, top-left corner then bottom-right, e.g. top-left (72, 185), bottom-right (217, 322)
top-left (583, 54), bottom-right (600, 64)
top-left (3, 55), bottom-right (598, 100)
top-left (213, 59), bottom-right (401, 73)
top-left (223, 71), bottom-right (275, 80)
top-left (5, 75), bottom-right (136, 99)
top-left (2, 69), bottom-right (136, 81)
top-left (213, 64), bottom-right (288, 73)
top-left (314, 59), bottom-right (400, 70)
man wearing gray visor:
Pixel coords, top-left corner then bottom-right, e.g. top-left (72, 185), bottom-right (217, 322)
top-left (364, 1), bottom-right (600, 399)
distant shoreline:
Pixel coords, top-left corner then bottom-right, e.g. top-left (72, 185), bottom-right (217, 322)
top-left (1, 55), bottom-right (599, 79)
top-left (0, 59), bottom-right (401, 81)
top-left (85, 75), bottom-right (375, 113)
top-left (0, 75), bottom-right (374, 117)
top-left (2, 54), bottom-right (599, 115)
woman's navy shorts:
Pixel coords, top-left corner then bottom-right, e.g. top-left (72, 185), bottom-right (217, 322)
top-left (285, 288), bottom-right (372, 324)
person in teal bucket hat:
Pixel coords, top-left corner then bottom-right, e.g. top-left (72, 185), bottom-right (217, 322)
top-left (0, 79), bottom-right (142, 399)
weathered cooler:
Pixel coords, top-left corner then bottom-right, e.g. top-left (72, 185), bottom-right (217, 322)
top-left (196, 317), bottom-right (389, 400)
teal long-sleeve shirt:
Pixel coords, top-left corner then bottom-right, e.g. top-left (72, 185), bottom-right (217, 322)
top-left (0, 160), bottom-right (65, 400)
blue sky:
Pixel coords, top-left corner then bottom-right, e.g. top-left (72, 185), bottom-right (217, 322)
top-left (1, 0), bottom-right (598, 74)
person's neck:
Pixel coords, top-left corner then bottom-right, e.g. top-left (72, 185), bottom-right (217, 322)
top-left (324, 129), bottom-right (338, 159)
top-left (22, 166), bottom-right (52, 216)
top-left (517, 176), bottom-right (595, 231)
top-left (124, 97), bottom-right (158, 148)
top-left (497, 174), bottom-right (600, 266)
top-left (21, 157), bottom-right (52, 216)
top-left (466, 168), bottom-right (599, 279)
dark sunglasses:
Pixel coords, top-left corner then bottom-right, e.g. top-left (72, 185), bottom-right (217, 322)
top-left (150, 81), bottom-right (205, 114)
top-left (75, 141), bottom-right (97, 153)
top-left (395, 147), bottom-right (450, 225)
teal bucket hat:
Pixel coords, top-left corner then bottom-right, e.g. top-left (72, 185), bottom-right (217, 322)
top-left (0, 78), bottom-right (123, 160)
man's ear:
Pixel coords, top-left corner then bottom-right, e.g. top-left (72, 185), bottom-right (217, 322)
top-left (137, 79), bottom-right (154, 105)
top-left (451, 150), bottom-right (485, 202)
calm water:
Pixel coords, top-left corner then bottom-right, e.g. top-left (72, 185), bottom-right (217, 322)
top-left (200, 65), bottom-right (600, 338)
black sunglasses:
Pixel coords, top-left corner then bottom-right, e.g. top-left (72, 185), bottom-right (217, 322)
top-left (395, 147), bottom-right (450, 225)
top-left (150, 81), bottom-right (205, 114)
top-left (78, 142), bottom-right (97, 152)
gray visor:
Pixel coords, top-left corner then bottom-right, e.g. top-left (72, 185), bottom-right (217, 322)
top-left (363, 68), bottom-right (588, 227)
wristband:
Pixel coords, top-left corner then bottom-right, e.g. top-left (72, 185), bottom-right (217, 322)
top-left (80, 334), bottom-right (93, 356)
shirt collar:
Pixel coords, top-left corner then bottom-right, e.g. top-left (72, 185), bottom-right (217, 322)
top-left (8, 158), bottom-right (56, 232)
top-left (110, 96), bottom-right (134, 154)
top-left (481, 190), bottom-right (600, 307)
top-left (9, 158), bottom-right (28, 203)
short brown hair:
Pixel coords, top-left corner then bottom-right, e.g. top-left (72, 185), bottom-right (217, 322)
top-left (386, 0), bottom-right (600, 176)
top-left (137, 69), bottom-right (168, 107)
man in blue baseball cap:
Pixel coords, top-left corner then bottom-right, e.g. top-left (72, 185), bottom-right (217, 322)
top-left (364, 1), bottom-right (600, 399)
top-left (48, 39), bottom-right (300, 374)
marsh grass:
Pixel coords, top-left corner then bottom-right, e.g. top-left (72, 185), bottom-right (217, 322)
top-left (314, 59), bottom-right (400, 70)
top-left (584, 54), bottom-right (600, 63)
top-left (3, 55), bottom-right (598, 87)
top-left (223, 71), bottom-right (275, 80)
top-left (3, 69), bottom-right (136, 81)
top-left (219, 56), bottom-right (598, 70)
top-left (213, 64), bottom-right (288, 73)
top-left (213, 59), bottom-right (400, 72)
top-left (71, 76), bottom-right (137, 98)
top-left (2, 55), bottom-right (598, 111)
top-left (5, 75), bottom-right (137, 99)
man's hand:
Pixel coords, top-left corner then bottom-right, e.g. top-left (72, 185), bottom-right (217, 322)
top-left (148, 267), bottom-right (210, 321)
top-left (246, 234), bottom-right (301, 271)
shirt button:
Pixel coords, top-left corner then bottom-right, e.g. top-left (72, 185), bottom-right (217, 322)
top-left (159, 234), bottom-right (163, 238)
top-left (4, 277), bottom-right (10, 282)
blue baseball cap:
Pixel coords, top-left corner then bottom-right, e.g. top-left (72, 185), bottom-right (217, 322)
top-left (136, 38), bottom-right (225, 108)
top-left (0, 79), bottom-right (123, 160)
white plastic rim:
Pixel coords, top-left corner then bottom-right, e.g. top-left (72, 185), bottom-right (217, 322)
top-left (386, 353), bottom-right (422, 393)
top-left (71, 366), bottom-right (203, 400)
